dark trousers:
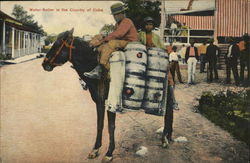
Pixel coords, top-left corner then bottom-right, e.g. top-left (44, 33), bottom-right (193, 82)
top-left (170, 61), bottom-right (183, 83)
top-left (240, 60), bottom-right (250, 81)
top-left (164, 85), bottom-right (174, 139)
top-left (208, 60), bottom-right (218, 82)
top-left (226, 58), bottom-right (240, 85)
top-left (200, 54), bottom-right (206, 72)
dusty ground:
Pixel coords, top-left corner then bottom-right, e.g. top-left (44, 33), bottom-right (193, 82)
top-left (0, 59), bottom-right (249, 163)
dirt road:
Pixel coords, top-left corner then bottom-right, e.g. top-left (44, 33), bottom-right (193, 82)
top-left (0, 59), bottom-right (249, 163)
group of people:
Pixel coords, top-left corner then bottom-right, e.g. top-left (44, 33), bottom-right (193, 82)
top-left (81, 2), bottom-right (249, 144)
top-left (166, 35), bottom-right (249, 86)
top-left (226, 36), bottom-right (249, 86)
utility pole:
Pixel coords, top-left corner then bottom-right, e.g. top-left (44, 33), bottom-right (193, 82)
top-left (160, 0), bottom-right (166, 43)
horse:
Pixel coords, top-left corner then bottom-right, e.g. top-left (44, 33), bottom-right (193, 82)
top-left (42, 29), bottom-right (171, 162)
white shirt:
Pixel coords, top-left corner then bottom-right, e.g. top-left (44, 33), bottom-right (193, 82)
top-left (179, 47), bottom-right (186, 58)
top-left (227, 45), bottom-right (233, 58)
top-left (169, 51), bottom-right (179, 62)
top-left (170, 23), bottom-right (178, 29)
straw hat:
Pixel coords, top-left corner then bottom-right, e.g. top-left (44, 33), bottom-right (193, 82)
top-left (110, 3), bottom-right (128, 15)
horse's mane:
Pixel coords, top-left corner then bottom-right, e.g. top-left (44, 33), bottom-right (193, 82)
top-left (71, 37), bottom-right (98, 77)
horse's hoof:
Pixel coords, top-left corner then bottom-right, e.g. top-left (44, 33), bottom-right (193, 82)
top-left (162, 142), bottom-right (169, 148)
top-left (101, 156), bottom-right (113, 163)
top-left (162, 137), bottom-right (169, 148)
top-left (88, 148), bottom-right (99, 159)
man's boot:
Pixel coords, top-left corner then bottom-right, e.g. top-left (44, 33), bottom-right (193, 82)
top-left (84, 64), bottom-right (102, 79)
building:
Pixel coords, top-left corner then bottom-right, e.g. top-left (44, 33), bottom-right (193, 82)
top-left (0, 10), bottom-right (42, 59)
top-left (164, 0), bottom-right (250, 44)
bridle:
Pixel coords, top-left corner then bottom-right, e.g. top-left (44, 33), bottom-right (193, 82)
top-left (44, 38), bottom-right (75, 66)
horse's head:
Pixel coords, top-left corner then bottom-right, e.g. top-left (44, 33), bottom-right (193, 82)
top-left (42, 28), bottom-right (75, 71)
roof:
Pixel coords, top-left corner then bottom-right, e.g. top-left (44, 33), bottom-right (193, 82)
top-left (0, 10), bottom-right (41, 34)
top-left (167, 8), bottom-right (214, 15)
top-left (165, 0), bottom-right (215, 14)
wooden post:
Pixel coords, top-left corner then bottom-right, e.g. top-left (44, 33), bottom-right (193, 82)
top-left (213, 0), bottom-right (218, 45)
top-left (2, 20), bottom-right (6, 56)
top-left (160, 0), bottom-right (166, 43)
top-left (11, 27), bottom-right (15, 58)
top-left (18, 30), bottom-right (21, 57)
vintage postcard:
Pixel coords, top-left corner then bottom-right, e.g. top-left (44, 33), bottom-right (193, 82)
top-left (0, 0), bottom-right (249, 163)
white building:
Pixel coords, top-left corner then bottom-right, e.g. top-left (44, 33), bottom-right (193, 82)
top-left (0, 10), bottom-right (42, 59)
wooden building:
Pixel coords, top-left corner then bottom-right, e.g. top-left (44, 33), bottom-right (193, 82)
top-left (0, 10), bottom-right (42, 59)
top-left (164, 0), bottom-right (250, 44)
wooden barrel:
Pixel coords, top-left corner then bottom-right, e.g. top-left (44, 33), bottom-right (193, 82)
top-left (122, 42), bottom-right (147, 110)
top-left (142, 47), bottom-right (169, 116)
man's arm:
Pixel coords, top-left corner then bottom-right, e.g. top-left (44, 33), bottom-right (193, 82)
top-left (104, 18), bottom-right (132, 41)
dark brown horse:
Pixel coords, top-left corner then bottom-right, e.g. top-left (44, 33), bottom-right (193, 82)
top-left (42, 29), bottom-right (172, 162)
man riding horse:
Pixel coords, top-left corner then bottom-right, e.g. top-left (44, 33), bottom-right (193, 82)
top-left (42, 2), bottom-right (172, 162)
top-left (84, 2), bottom-right (138, 79)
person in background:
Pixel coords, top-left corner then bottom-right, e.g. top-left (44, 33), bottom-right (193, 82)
top-left (185, 41), bottom-right (199, 85)
top-left (226, 39), bottom-right (240, 86)
top-left (206, 40), bottom-right (219, 82)
top-left (166, 42), bottom-right (173, 55)
top-left (179, 44), bottom-right (187, 64)
top-left (169, 46), bottom-right (184, 83)
top-left (84, 2), bottom-right (138, 79)
top-left (139, 17), bottom-right (165, 49)
top-left (170, 21), bottom-right (178, 42)
top-left (198, 41), bottom-right (207, 73)
top-left (139, 16), bottom-right (178, 144)
top-left (180, 22), bottom-right (188, 37)
top-left (239, 34), bottom-right (249, 83)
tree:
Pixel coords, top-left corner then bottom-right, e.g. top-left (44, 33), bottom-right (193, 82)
top-left (100, 24), bottom-right (115, 36)
top-left (11, 4), bottom-right (46, 35)
top-left (123, 0), bottom-right (161, 30)
top-left (44, 35), bottom-right (57, 46)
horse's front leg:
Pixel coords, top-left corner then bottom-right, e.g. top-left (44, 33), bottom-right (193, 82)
top-left (88, 100), bottom-right (105, 159)
top-left (162, 85), bottom-right (174, 148)
top-left (102, 111), bottom-right (116, 162)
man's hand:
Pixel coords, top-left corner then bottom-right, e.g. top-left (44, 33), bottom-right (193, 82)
top-left (89, 34), bottom-right (104, 47)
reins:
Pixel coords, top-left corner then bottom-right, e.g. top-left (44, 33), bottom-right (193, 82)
top-left (44, 38), bottom-right (75, 65)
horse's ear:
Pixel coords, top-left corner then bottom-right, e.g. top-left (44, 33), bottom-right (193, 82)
top-left (69, 28), bottom-right (74, 37)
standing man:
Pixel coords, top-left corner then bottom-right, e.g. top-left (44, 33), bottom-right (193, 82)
top-left (169, 46), bottom-right (184, 83)
top-left (198, 41), bottom-right (207, 73)
top-left (226, 39), bottom-right (240, 86)
top-left (84, 2), bottom-right (138, 79)
top-left (239, 34), bottom-right (249, 83)
top-left (185, 41), bottom-right (199, 85)
top-left (206, 40), bottom-right (219, 82)
top-left (170, 21), bottom-right (178, 42)
top-left (179, 44), bottom-right (187, 64)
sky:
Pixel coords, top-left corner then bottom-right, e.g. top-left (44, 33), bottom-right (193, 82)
top-left (0, 1), bottom-right (117, 36)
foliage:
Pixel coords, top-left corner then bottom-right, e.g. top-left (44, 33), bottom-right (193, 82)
top-left (44, 35), bottom-right (57, 46)
top-left (11, 4), bottom-right (46, 35)
top-left (123, 0), bottom-right (161, 30)
top-left (197, 90), bottom-right (250, 146)
top-left (100, 24), bottom-right (115, 36)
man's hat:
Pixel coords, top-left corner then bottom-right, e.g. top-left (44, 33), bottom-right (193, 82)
top-left (144, 17), bottom-right (154, 25)
top-left (110, 3), bottom-right (128, 15)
